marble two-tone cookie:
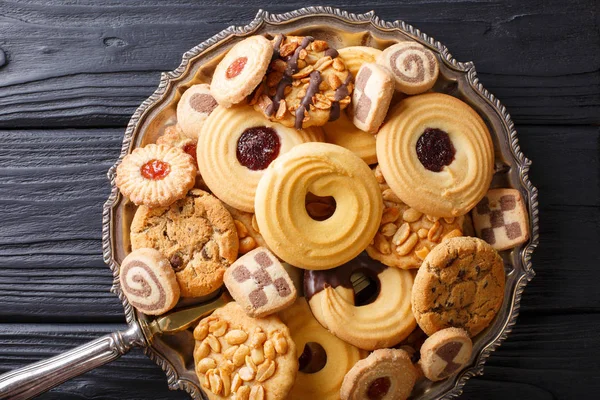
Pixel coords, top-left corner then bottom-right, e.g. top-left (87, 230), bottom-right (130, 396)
top-left (377, 42), bottom-right (439, 95)
top-left (350, 63), bottom-right (394, 134)
top-left (119, 248), bottom-right (180, 315)
top-left (419, 327), bottom-right (473, 382)
top-left (224, 247), bottom-right (297, 318)
top-left (176, 83), bottom-right (218, 139)
top-left (472, 188), bottom-right (530, 250)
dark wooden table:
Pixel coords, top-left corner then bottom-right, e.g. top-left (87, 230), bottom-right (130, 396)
top-left (1, 1), bottom-right (598, 399)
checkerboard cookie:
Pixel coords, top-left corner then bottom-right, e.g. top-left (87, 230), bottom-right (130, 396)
top-left (224, 247), bottom-right (297, 318)
top-left (419, 327), bottom-right (473, 381)
top-left (350, 63), bottom-right (394, 134)
top-left (472, 188), bottom-right (529, 250)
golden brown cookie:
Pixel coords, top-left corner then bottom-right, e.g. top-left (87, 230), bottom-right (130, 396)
top-left (337, 46), bottom-right (383, 79)
top-left (253, 34), bottom-right (353, 129)
top-left (115, 143), bottom-right (196, 208)
top-left (197, 104), bottom-right (323, 212)
top-left (321, 110), bottom-right (377, 165)
top-left (254, 143), bottom-right (383, 270)
top-left (119, 248), bottom-right (180, 315)
top-left (340, 349), bottom-right (418, 400)
top-left (193, 302), bottom-right (297, 400)
top-left (411, 237), bottom-right (506, 337)
top-left (176, 84), bottom-right (219, 139)
top-left (419, 327), bottom-right (473, 381)
top-left (279, 298), bottom-right (367, 400)
top-left (366, 166), bottom-right (464, 269)
top-left (156, 124), bottom-right (198, 163)
top-left (305, 253), bottom-right (416, 350)
top-left (130, 189), bottom-right (238, 297)
top-left (376, 93), bottom-right (494, 218)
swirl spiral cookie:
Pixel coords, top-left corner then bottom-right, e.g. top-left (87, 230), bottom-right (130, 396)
top-left (119, 248), bottom-right (180, 315)
top-left (115, 143), bottom-right (196, 208)
top-left (305, 253), bottom-right (416, 350)
top-left (254, 142), bottom-right (383, 270)
top-left (366, 166), bottom-right (464, 269)
top-left (130, 189), bottom-right (238, 297)
top-left (193, 302), bottom-right (297, 400)
top-left (412, 237), bottom-right (506, 337)
top-left (377, 93), bottom-right (494, 218)
top-left (279, 298), bottom-right (367, 400)
top-left (377, 42), bottom-right (439, 94)
top-left (197, 105), bottom-right (323, 212)
top-left (254, 35), bottom-right (353, 129)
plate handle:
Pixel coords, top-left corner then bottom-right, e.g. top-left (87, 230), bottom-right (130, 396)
top-left (0, 324), bottom-right (145, 400)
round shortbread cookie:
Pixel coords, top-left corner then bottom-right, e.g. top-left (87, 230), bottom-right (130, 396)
top-left (211, 35), bottom-right (273, 108)
top-left (197, 105), bottom-right (323, 212)
top-left (419, 327), bottom-right (473, 381)
top-left (350, 63), bottom-right (395, 134)
top-left (377, 42), bottom-right (439, 94)
top-left (119, 248), bottom-right (180, 315)
top-left (337, 46), bottom-right (383, 79)
top-left (115, 143), bottom-right (196, 208)
top-left (254, 143), bottom-right (383, 270)
top-left (376, 93), bottom-right (494, 218)
top-left (340, 349), bottom-right (418, 400)
top-left (412, 237), bottom-right (506, 337)
top-left (279, 298), bottom-right (367, 400)
top-left (130, 189), bottom-right (238, 298)
top-left (176, 84), bottom-right (218, 139)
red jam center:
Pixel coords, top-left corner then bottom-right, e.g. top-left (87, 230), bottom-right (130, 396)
top-left (367, 377), bottom-right (391, 400)
top-left (226, 57), bottom-right (247, 79)
top-left (182, 143), bottom-right (197, 163)
top-left (236, 126), bottom-right (281, 170)
top-left (416, 128), bottom-right (456, 172)
top-left (140, 159), bottom-right (171, 180)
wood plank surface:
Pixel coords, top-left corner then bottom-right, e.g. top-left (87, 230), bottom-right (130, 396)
top-left (1, 314), bottom-right (599, 399)
top-left (0, 0), bottom-right (598, 399)
top-left (0, 0), bottom-right (598, 128)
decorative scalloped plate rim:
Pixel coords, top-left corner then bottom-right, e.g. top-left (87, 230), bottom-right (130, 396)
top-left (102, 7), bottom-right (539, 400)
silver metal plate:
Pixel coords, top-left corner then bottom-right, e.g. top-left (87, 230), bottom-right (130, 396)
top-left (102, 7), bottom-right (539, 399)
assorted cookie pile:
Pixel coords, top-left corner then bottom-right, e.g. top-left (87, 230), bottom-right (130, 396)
top-left (114, 33), bottom-right (531, 400)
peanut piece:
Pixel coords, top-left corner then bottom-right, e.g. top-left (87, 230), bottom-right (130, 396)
top-left (427, 221), bottom-right (443, 242)
top-left (403, 208), bottom-right (423, 223)
top-left (197, 357), bottom-right (217, 374)
top-left (223, 345), bottom-right (239, 360)
top-left (225, 329), bottom-right (248, 345)
top-left (250, 384), bottom-right (265, 400)
top-left (250, 330), bottom-right (267, 348)
top-left (381, 188), bottom-right (402, 203)
top-left (208, 370), bottom-right (223, 395)
top-left (251, 348), bottom-right (265, 365)
top-left (256, 360), bottom-right (276, 382)
top-left (194, 323), bottom-right (209, 341)
top-left (251, 214), bottom-right (259, 233)
top-left (263, 340), bottom-right (276, 360)
top-left (415, 246), bottom-right (430, 260)
top-left (374, 233), bottom-right (391, 255)
top-left (381, 207), bottom-right (400, 224)
top-left (442, 229), bottom-right (463, 241)
top-left (230, 373), bottom-right (242, 394)
top-left (417, 228), bottom-right (429, 239)
top-left (396, 232), bottom-right (418, 256)
top-left (234, 220), bottom-right (248, 239)
top-left (238, 366), bottom-right (255, 381)
top-left (205, 334), bottom-right (221, 353)
top-left (220, 368), bottom-right (231, 396)
top-left (209, 320), bottom-right (228, 337)
top-left (392, 223), bottom-right (411, 246)
top-left (311, 40), bottom-right (329, 52)
top-left (332, 58), bottom-right (346, 71)
top-left (237, 385), bottom-right (251, 400)
top-left (273, 332), bottom-right (288, 355)
top-left (233, 344), bottom-right (250, 367)
top-left (380, 223), bottom-right (397, 237)
top-left (275, 99), bottom-right (287, 120)
top-left (195, 342), bottom-right (210, 360)
top-left (239, 236), bottom-right (257, 254)
top-left (245, 355), bottom-right (257, 372)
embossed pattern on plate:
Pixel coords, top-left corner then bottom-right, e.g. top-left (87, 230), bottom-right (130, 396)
top-left (102, 7), bottom-right (539, 400)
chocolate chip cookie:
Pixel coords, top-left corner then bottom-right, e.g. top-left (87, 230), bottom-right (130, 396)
top-left (411, 236), bottom-right (505, 337)
top-left (130, 189), bottom-right (238, 297)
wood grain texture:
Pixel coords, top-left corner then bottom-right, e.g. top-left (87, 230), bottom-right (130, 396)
top-left (1, 315), bottom-right (599, 399)
top-left (0, 0), bottom-right (598, 127)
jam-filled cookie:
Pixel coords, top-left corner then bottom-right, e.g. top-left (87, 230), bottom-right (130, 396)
top-left (419, 327), bottom-right (473, 381)
top-left (412, 237), bottom-right (506, 337)
top-left (197, 105), bottom-right (323, 212)
top-left (377, 42), bottom-right (439, 95)
top-left (176, 83), bottom-right (218, 139)
top-left (340, 349), bottom-right (418, 400)
top-left (193, 302), bottom-right (297, 400)
top-left (376, 93), bottom-right (494, 218)
top-left (279, 298), bottom-right (367, 400)
top-left (305, 253), bottom-right (416, 350)
top-left (210, 35), bottom-right (273, 108)
top-left (115, 143), bottom-right (196, 208)
top-left (254, 143), bottom-right (383, 270)
top-left (366, 166), bottom-right (464, 269)
top-left (156, 124), bottom-right (198, 163)
top-left (119, 248), bottom-right (180, 315)
top-left (253, 35), bottom-right (353, 129)
top-left (130, 189), bottom-right (238, 297)
top-left (337, 46), bottom-right (383, 79)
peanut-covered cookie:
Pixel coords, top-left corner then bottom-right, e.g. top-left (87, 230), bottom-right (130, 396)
top-left (253, 34), bottom-right (353, 129)
top-left (130, 189), bottom-right (238, 297)
top-left (193, 302), bottom-right (297, 400)
top-left (366, 166), bottom-right (464, 269)
top-left (411, 237), bottom-right (506, 337)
